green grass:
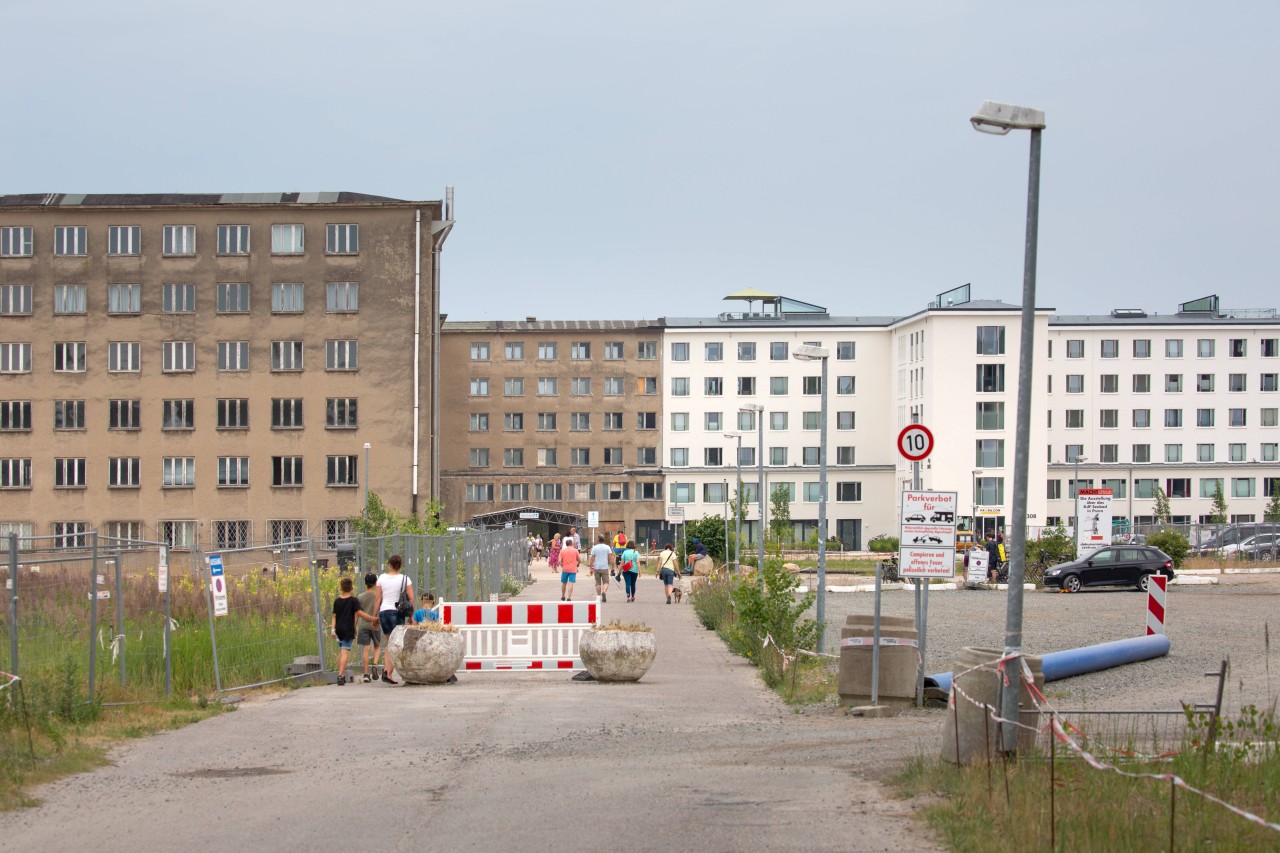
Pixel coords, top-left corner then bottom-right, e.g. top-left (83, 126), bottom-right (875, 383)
top-left (890, 708), bottom-right (1280, 851)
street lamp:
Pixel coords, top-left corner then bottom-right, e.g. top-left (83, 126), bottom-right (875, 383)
top-left (739, 403), bottom-right (765, 589)
top-left (724, 433), bottom-right (745, 573)
top-left (363, 442), bottom-right (372, 523)
top-left (971, 98), bottom-right (1045, 753)
top-left (972, 469), bottom-right (983, 535)
top-left (1073, 453), bottom-right (1088, 527)
top-left (793, 344), bottom-right (829, 654)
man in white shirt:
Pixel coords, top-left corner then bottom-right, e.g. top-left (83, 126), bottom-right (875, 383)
top-left (589, 535), bottom-right (614, 603)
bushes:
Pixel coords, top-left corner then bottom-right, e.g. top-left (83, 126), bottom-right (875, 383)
top-left (868, 534), bottom-right (899, 553)
top-left (1026, 525), bottom-right (1076, 566)
top-left (1147, 529), bottom-right (1190, 568)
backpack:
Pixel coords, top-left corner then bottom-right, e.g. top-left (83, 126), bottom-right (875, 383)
top-left (617, 533), bottom-right (627, 547)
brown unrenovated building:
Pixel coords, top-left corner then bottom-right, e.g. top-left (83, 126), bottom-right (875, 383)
top-left (438, 320), bottom-right (668, 545)
top-left (0, 191), bottom-right (452, 553)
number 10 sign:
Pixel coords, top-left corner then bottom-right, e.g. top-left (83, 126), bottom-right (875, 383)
top-left (897, 424), bottom-right (934, 461)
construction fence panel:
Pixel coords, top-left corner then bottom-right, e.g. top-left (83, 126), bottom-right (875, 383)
top-left (99, 540), bottom-right (176, 700)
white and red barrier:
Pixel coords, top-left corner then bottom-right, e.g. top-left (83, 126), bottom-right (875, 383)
top-left (439, 599), bottom-right (600, 672)
top-left (1146, 575), bottom-right (1167, 635)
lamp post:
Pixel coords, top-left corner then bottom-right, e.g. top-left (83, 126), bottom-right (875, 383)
top-left (971, 98), bottom-right (1045, 753)
top-left (363, 442), bottom-right (372, 522)
top-left (794, 345), bottom-right (829, 654)
top-left (725, 433), bottom-right (744, 573)
top-left (972, 469), bottom-right (983, 537)
top-left (740, 403), bottom-right (765, 589)
top-left (1073, 453), bottom-right (1088, 527)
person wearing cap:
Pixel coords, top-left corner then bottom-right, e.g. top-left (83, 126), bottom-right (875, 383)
top-left (356, 572), bottom-right (383, 683)
top-left (686, 537), bottom-right (708, 573)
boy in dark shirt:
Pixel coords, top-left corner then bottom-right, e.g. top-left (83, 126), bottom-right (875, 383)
top-left (331, 577), bottom-right (378, 684)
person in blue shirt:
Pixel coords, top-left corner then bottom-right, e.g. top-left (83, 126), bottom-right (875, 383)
top-left (413, 592), bottom-right (439, 624)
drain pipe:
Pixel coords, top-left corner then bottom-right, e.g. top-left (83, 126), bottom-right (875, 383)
top-left (429, 186), bottom-right (455, 512)
top-left (412, 209), bottom-right (422, 515)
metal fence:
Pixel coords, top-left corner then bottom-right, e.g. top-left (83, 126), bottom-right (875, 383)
top-left (2, 527), bottom-right (529, 701)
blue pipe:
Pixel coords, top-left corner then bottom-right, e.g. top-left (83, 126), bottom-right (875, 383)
top-left (924, 633), bottom-right (1172, 694)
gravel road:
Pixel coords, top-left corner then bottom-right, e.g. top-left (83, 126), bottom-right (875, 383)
top-left (811, 573), bottom-right (1280, 714)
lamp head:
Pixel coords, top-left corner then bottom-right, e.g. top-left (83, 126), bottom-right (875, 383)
top-left (739, 403), bottom-right (764, 413)
top-left (792, 344), bottom-right (829, 361)
top-left (364, 443), bottom-right (372, 450)
top-left (970, 100), bottom-right (1046, 134)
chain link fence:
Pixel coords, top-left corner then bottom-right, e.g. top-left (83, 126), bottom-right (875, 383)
top-left (3, 527), bottom-right (528, 701)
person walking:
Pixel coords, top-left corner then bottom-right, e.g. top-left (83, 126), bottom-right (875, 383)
top-left (566, 526), bottom-right (581, 550)
top-left (589, 534), bottom-right (614, 603)
top-left (619, 538), bottom-right (640, 602)
top-left (656, 543), bottom-right (679, 604)
top-left (372, 554), bottom-right (413, 684)
top-left (548, 533), bottom-right (562, 572)
top-left (331, 577), bottom-right (378, 684)
top-left (985, 534), bottom-right (1001, 584)
top-left (356, 572), bottom-right (383, 682)
top-left (559, 535), bottom-right (581, 601)
top-left (612, 529), bottom-right (628, 560)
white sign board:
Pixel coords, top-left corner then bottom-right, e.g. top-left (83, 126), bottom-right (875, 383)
top-left (587, 511), bottom-right (600, 528)
top-left (158, 545), bottom-right (169, 593)
top-left (666, 505), bottom-right (685, 525)
top-left (966, 549), bottom-right (989, 584)
top-left (208, 554), bottom-right (229, 617)
top-left (1075, 489), bottom-right (1113, 558)
top-left (899, 490), bottom-right (959, 578)
top-left (518, 511), bottom-right (539, 520)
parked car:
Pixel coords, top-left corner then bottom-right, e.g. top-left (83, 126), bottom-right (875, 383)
top-left (1111, 533), bottom-right (1147, 545)
top-left (1196, 523), bottom-right (1280, 556)
top-left (1041, 546), bottom-right (1175, 593)
top-left (1229, 533), bottom-right (1280, 562)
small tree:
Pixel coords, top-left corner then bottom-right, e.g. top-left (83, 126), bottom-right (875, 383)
top-left (1209, 481), bottom-right (1229, 525)
top-left (351, 492), bottom-right (449, 539)
top-left (1153, 484), bottom-right (1172, 525)
top-left (680, 514), bottom-right (727, 565)
top-left (769, 484), bottom-right (793, 543)
top-left (1266, 484), bottom-right (1280, 522)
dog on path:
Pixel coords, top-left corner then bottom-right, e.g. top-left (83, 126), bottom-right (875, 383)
top-left (672, 585), bottom-right (683, 604)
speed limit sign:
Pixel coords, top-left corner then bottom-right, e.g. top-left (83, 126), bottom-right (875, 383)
top-left (897, 424), bottom-right (934, 461)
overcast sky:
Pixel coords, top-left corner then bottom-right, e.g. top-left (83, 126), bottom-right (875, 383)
top-left (8, 1), bottom-right (1276, 320)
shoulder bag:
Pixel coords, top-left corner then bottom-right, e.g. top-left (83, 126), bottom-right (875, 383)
top-left (395, 575), bottom-right (414, 620)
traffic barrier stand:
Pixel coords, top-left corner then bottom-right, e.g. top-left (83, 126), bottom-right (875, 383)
top-left (439, 598), bottom-right (599, 672)
top-left (1146, 574), bottom-right (1167, 635)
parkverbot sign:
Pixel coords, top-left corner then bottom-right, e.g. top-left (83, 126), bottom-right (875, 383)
top-left (899, 490), bottom-right (959, 578)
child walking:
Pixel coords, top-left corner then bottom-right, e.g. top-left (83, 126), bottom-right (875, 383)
top-left (332, 577), bottom-right (378, 685)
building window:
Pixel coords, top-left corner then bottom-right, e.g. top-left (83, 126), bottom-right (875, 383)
top-left (1165, 444), bottom-right (1183, 463)
top-left (703, 342), bottom-right (723, 362)
top-left (469, 413), bottom-right (488, 432)
top-left (326, 224), bottom-right (359, 254)
top-left (466, 484), bottom-right (495, 501)
top-left (108, 283), bottom-right (142, 315)
top-left (836, 341), bottom-right (856, 360)
top-left (326, 340), bottom-right (358, 371)
top-left (737, 341), bottom-right (756, 361)
top-left (802, 411), bottom-right (820, 430)
top-left (53, 284), bottom-right (87, 314)
top-left (327, 455), bottom-right (358, 486)
top-left (269, 520), bottom-right (307, 544)
top-left (571, 342), bottom-right (591, 360)
top-left (1047, 480), bottom-right (1062, 500)
top-left (836, 482), bottom-right (862, 502)
top-left (1263, 443), bottom-right (1279, 462)
top-left (327, 398), bottom-right (358, 428)
top-left (163, 225), bottom-right (196, 256)
top-left (529, 377), bottom-right (554, 397)
top-left (1133, 339), bottom-right (1151, 358)
top-left (162, 283), bottom-right (195, 313)
top-left (1132, 444), bottom-right (1151, 463)
top-left (53, 225), bottom-right (88, 256)
top-left (217, 341), bottom-right (249, 372)
top-left (1196, 339), bottom-right (1215, 358)
top-left (1165, 374), bottom-right (1184, 393)
top-left (976, 364), bottom-right (1006, 393)
top-left (0, 285), bottom-right (33, 316)
top-left (1099, 374), bottom-right (1119, 393)
top-left (1264, 408), bottom-right (1279, 427)
top-left (1263, 339), bottom-right (1279, 358)
top-left (670, 412), bottom-right (688, 432)
top-left (271, 224), bottom-right (304, 255)
top-left (1164, 409), bottom-right (1183, 428)
top-left (471, 343), bottom-right (490, 361)
top-left (975, 402), bottom-right (1004, 430)
top-left (536, 412), bottom-right (557, 431)
top-left (1197, 444), bottom-right (1215, 463)
top-left (671, 342), bottom-right (689, 361)
top-left (1232, 477), bottom-right (1256, 498)
top-left (770, 342), bottom-right (788, 361)
top-left (162, 341), bottom-right (195, 372)
top-left (271, 398), bottom-right (304, 428)
top-left (1097, 409), bottom-right (1118, 429)
top-left (504, 448), bottom-right (525, 467)
top-left (976, 438), bottom-right (1005, 467)
top-left (670, 377), bottom-right (689, 397)
top-left (670, 448), bottom-right (688, 467)
top-left (1230, 408), bottom-right (1247, 427)
top-left (0, 400), bottom-right (31, 431)
top-left (108, 341), bottom-right (141, 372)
top-left (802, 447), bottom-right (820, 465)
top-left (0, 226), bottom-right (34, 257)
top-left (1196, 373), bottom-right (1215, 393)
top-left (1100, 339), bottom-right (1119, 358)
top-left (0, 458), bottom-right (32, 489)
top-left (637, 412), bottom-right (657, 430)
top-left (272, 340), bottom-right (304, 371)
top-left (1099, 444), bottom-right (1118, 463)
top-left (504, 412), bottom-right (525, 432)
top-left (218, 457), bottom-right (250, 487)
top-left (536, 342), bottom-right (557, 360)
top-left (505, 342), bottom-right (525, 361)
top-left (571, 377), bottom-right (591, 395)
top-left (53, 522), bottom-right (91, 549)
top-left (1197, 408), bottom-right (1215, 427)
top-left (705, 447), bottom-right (724, 466)
top-left (1227, 373), bottom-right (1246, 392)
top-left (836, 376), bottom-right (855, 395)
top-left (636, 447), bottom-right (658, 467)
top-left (53, 400), bottom-right (85, 430)
top-left (162, 457), bottom-right (195, 487)
top-left (637, 341), bottom-right (657, 360)
top-left (162, 399), bottom-right (195, 430)
top-left (702, 482), bottom-right (725, 503)
top-left (216, 225), bottom-right (250, 255)
top-left (536, 448), bottom-right (557, 467)
top-left (502, 483), bottom-right (531, 502)
top-left (835, 446), bottom-right (855, 465)
top-left (217, 520), bottom-right (253, 549)
top-left (103, 521), bottom-right (142, 543)
top-left (637, 376), bottom-right (658, 395)
top-left (0, 343), bottom-right (32, 373)
top-left (216, 282), bottom-right (251, 313)
top-left (836, 411), bottom-right (855, 430)
top-left (603, 341), bottom-right (624, 360)
top-left (326, 281), bottom-right (359, 312)
top-left (602, 377), bottom-right (624, 396)
top-left (705, 377), bottom-right (724, 396)
top-left (1061, 374), bottom-right (1083, 394)
top-left (53, 341), bottom-right (87, 373)
top-left (1130, 374), bottom-right (1150, 393)
top-left (272, 457), bottom-right (303, 486)
top-left (470, 449), bottom-right (490, 468)
top-left (1165, 339), bottom-right (1184, 358)
top-left (217, 398), bottom-right (249, 429)
top-left (1065, 339), bottom-right (1084, 358)
top-left (802, 376), bottom-right (822, 395)
top-left (272, 282), bottom-right (305, 313)
top-left (602, 412), bottom-right (623, 431)
top-left (501, 377), bottom-right (524, 397)
top-left (160, 521), bottom-right (197, 550)
top-left (735, 376), bottom-right (755, 396)
top-left (571, 448), bottom-right (590, 466)
top-left (1262, 373), bottom-right (1279, 392)
top-left (769, 447), bottom-right (788, 465)
top-left (770, 376), bottom-right (788, 395)
top-left (1133, 408), bottom-right (1151, 428)
top-left (769, 411), bottom-right (788, 430)
top-left (1230, 339), bottom-right (1247, 358)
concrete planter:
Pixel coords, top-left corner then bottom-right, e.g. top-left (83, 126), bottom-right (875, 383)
top-left (386, 625), bottom-right (465, 684)
top-left (579, 628), bottom-right (656, 682)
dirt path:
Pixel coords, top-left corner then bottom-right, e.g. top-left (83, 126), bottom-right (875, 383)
top-left (1, 568), bottom-right (942, 852)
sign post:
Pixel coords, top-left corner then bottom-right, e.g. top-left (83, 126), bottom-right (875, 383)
top-left (208, 553), bottom-right (228, 617)
top-left (895, 423), bottom-right (942, 707)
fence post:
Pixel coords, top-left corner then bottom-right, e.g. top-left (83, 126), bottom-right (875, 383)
top-left (308, 540), bottom-right (326, 674)
top-left (7, 533), bottom-right (18, 678)
top-left (200, 549), bottom-right (223, 695)
top-left (115, 548), bottom-right (125, 687)
top-left (88, 531), bottom-right (100, 703)
top-left (163, 544), bottom-right (172, 697)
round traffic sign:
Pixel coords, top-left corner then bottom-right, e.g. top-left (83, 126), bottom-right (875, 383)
top-left (897, 424), bottom-right (934, 461)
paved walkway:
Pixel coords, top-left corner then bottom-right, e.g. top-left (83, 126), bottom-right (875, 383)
top-left (0, 562), bottom-right (942, 852)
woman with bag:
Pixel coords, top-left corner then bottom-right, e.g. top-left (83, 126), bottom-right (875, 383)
top-left (656, 543), bottom-right (678, 604)
top-left (548, 533), bottom-right (562, 571)
top-left (373, 554), bottom-right (414, 684)
top-left (619, 538), bottom-right (641, 603)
